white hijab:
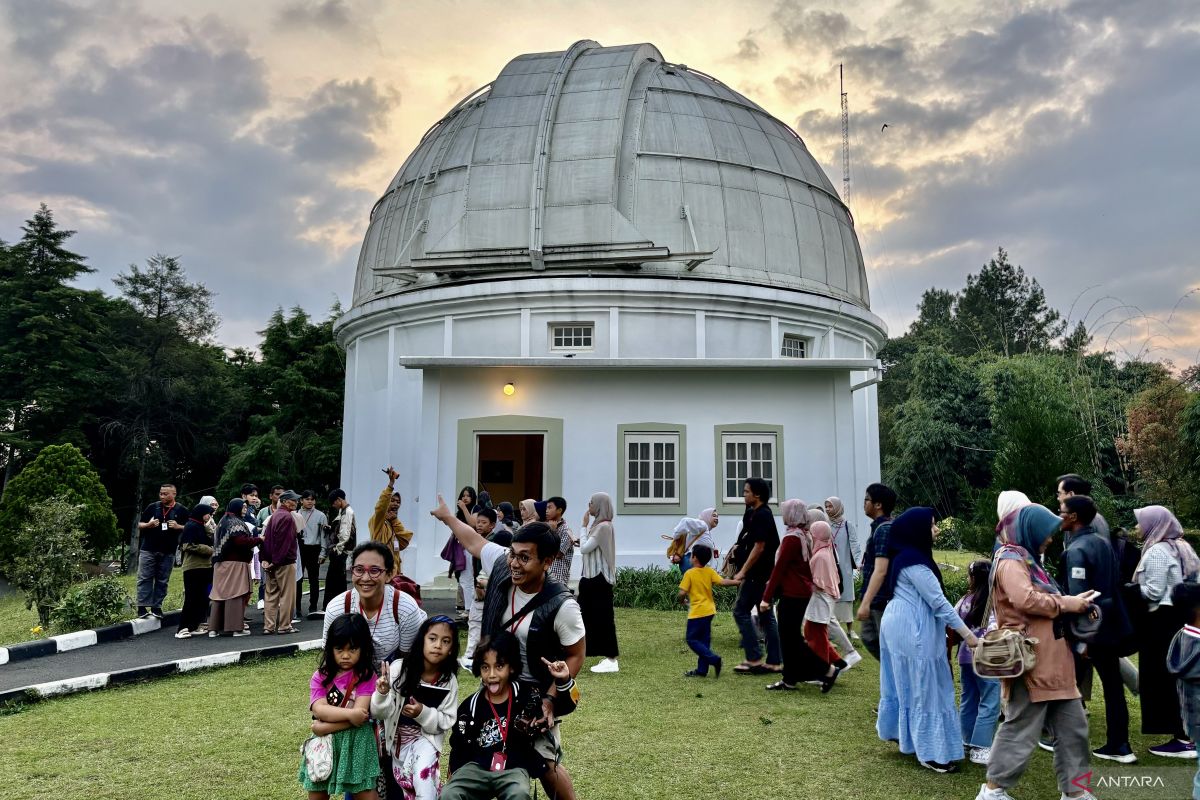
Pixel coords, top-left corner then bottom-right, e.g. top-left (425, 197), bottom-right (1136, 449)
top-left (996, 490), bottom-right (1032, 522)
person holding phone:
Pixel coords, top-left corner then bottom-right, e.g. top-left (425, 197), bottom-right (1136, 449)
top-left (136, 483), bottom-right (189, 619)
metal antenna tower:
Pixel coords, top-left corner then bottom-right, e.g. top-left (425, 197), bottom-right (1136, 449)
top-left (840, 63), bottom-right (850, 207)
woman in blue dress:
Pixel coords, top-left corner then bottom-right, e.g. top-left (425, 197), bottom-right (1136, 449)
top-left (877, 507), bottom-right (979, 773)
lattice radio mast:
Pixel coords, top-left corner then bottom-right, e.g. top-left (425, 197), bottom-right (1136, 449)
top-left (840, 63), bottom-right (850, 207)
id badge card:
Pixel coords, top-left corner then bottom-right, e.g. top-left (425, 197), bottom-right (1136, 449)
top-left (161, 521), bottom-right (168, 531)
top-left (490, 752), bottom-right (507, 772)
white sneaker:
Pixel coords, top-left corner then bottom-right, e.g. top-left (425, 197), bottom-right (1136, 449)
top-left (207, 631), bottom-right (218, 638)
top-left (233, 630), bottom-right (251, 637)
top-left (1061, 793), bottom-right (1097, 800)
top-left (256, 599), bottom-right (265, 610)
top-left (174, 629), bottom-right (191, 639)
top-left (850, 631), bottom-right (862, 641)
top-left (459, 657), bottom-right (473, 671)
top-left (843, 651), bottom-right (863, 669)
top-left (969, 746), bottom-right (991, 765)
top-left (974, 784), bottom-right (1015, 800)
top-left (589, 658), bottom-right (619, 673)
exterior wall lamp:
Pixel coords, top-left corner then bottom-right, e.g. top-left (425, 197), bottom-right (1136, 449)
top-left (503, 382), bottom-right (516, 396)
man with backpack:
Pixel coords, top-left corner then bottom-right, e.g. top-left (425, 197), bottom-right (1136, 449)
top-left (432, 493), bottom-right (586, 800)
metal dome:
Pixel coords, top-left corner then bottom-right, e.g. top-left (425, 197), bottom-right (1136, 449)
top-left (352, 39), bottom-right (869, 309)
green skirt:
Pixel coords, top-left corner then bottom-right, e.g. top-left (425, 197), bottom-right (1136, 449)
top-left (298, 723), bottom-right (381, 795)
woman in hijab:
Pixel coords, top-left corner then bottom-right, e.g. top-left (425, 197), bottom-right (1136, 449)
top-left (517, 499), bottom-right (539, 528)
top-left (496, 501), bottom-right (517, 532)
top-left (979, 504), bottom-right (1099, 800)
top-left (669, 516), bottom-right (716, 572)
top-left (802, 521), bottom-right (850, 691)
top-left (877, 507), bottom-right (978, 773)
top-left (824, 496), bottom-right (862, 636)
top-left (208, 499), bottom-right (263, 637)
top-left (1132, 505), bottom-right (1200, 758)
top-left (809, 505), bottom-right (862, 668)
top-left (580, 492), bottom-right (620, 673)
top-left (759, 499), bottom-right (827, 689)
top-left (996, 490), bottom-right (1032, 525)
top-left (176, 502), bottom-right (215, 639)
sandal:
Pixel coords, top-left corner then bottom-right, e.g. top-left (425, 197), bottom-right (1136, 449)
top-left (277, 627), bottom-right (299, 635)
top-left (765, 680), bottom-right (796, 691)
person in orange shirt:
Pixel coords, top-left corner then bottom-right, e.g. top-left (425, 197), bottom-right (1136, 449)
top-left (370, 466), bottom-right (413, 576)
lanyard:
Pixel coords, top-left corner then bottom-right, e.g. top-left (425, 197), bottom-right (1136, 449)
top-left (487, 693), bottom-right (513, 751)
top-left (359, 595), bottom-right (383, 637)
top-left (509, 589), bottom-right (519, 632)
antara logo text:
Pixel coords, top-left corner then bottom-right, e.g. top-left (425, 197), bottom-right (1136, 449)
top-left (1072, 771), bottom-right (1167, 790)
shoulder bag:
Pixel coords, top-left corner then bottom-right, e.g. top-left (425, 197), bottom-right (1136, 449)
top-left (972, 557), bottom-right (1039, 679)
top-left (301, 682), bottom-right (354, 781)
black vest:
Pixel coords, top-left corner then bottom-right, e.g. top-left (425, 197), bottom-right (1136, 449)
top-left (480, 552), bottom-right (570, 691)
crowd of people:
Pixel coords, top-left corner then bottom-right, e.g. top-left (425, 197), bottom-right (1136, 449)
top-left (133, 468), bottom-right (1200, 800)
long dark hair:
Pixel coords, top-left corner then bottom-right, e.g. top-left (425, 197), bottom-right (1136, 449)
top-left (319, 614), bottom-right (376, 689)
top-left (456, 486), bottom-right (479, 522)
top-left (394, 616), bottom-right (460, 696)
top-left (471, 630), bottom-right (522, 678)
top-left (963, 560), bottom-right (992, 629)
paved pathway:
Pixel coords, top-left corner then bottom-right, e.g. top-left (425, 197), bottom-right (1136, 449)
top-left (0, 597), bottom-right (456, 694)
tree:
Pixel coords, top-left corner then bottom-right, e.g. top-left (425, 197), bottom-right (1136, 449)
top-left (953, 248), bottom-right (1065, 357)
top-left (0, 205), bottom-right (112, 485)
top-left (0, 443), bottom-right (119, 565)
top-left (216, 305), bottom-right (345, 501)
top-left (1119, 381), bottom-right (1199, 522)
top-left (7, 497), bottom-right (87, 627)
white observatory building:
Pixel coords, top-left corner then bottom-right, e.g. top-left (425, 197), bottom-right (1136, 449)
top-left (334, 40), bottom-right (887, 584)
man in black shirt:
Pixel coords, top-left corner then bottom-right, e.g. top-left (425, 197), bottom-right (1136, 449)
top-left (855, 482), bottom-right (897, 661)
top-left (136, 483), bottom-right (189, 618)
top-left (731, 477), bottom-right (782, 673)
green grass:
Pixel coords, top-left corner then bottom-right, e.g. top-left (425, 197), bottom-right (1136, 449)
top-left (0, 608), bottom-right (1175, 799)
top-left (0, 570), bottom-right (184, 646)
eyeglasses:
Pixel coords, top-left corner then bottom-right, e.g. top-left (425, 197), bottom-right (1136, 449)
top-left (351, 565), bottom-right (387, 578)
top-left (507, 550), bottom-right (537, 566)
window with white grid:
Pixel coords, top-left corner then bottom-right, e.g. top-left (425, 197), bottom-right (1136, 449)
top-left (780, 334), bottom-right (807, 358)
top-left (624, 433), bottom-right (679, 503)
top-left (721, 433), bottom-right (777, 503)
top-left (550, 323), bottom-right (594, 351)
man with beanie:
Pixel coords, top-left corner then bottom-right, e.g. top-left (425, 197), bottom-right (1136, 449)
top-left (261, 490), bottom-right (301, 634)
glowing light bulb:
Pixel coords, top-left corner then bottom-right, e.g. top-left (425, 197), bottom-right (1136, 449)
top-left (503, 382), bottom-right (516, 396)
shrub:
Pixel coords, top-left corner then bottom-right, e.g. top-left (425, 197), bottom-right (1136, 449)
top-left (0, 443), bottom-right (119, 565)
top-left (613, 566), bottom-right (738, 612)
top-left (51, 575), bottom-right (131, 633)
top-left (7, 498), bottom-right (87, 626)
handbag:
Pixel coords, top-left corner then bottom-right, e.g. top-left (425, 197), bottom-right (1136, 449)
top-left (301, 683), bottom-right (354, 781)
top-left (971, 556), bottom-right (1039, 679)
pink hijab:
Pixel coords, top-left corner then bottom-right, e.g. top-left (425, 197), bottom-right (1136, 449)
top-left (809, 521), bottom-right (840, 598)
top-left (780, 499), bottom-right (811, 559)
top-left (1134, 505), bottom-right (1200, 579)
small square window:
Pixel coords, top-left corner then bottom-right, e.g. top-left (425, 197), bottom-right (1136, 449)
top-left (780, 334), bottom-right (807, 358)
top-left (721, 433), bottom-right (777, 503)
top-left (624, 432), bottom-right (679, 503)
top-left (550, 323), bottom-right (594, 351)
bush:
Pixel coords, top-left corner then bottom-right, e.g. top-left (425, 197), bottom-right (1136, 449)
top-left (939, 565), bottom-right (970, 605)
top-left (0, 443), bottom-right (119, 565)
top-left (613, 566), bottom-right (738, 612)
top-left (7, 498), bottom-right (88, 626)
top-left (51, 575), bottom-right (132, 633)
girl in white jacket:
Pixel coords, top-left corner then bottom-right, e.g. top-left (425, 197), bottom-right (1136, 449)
top-left (371, 615), bottom-right (461, 799)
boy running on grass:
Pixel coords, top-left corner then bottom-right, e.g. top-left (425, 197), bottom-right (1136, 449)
top-left (679, 545), bottom-right (741, 678)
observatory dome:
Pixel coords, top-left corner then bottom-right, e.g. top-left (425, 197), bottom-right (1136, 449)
top-left (351, 39), bottom-right (870, 309)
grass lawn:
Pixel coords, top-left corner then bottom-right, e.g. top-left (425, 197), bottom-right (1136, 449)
top-left (0, 608), bottom-right (1175, 799)
top-left (0, 570), bottom-right (184, 647)
top-left (934, 548), bottom-right (990, 570)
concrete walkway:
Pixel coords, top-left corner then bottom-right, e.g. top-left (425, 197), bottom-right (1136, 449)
top-left (0, 596), bottom-right (456, 697)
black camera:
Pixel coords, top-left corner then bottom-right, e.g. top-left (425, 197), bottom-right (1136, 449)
top-left (513, 684), bottom-right (547, 735)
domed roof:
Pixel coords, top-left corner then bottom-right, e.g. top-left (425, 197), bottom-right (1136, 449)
top-left (352, 40), bottom-right (869, 309)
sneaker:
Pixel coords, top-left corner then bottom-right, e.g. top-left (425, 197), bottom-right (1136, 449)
top-left (1148, 738), bottom-right (1198, 759)
top-left (233, 630), bottom-right (251, 637)
top-left (683, 669), bottom-right (707, 678)
top-left (843, 650), bottom-right (863, 669)
top-left (713, 658), bottom-right (722, 679)
top-left (174, 629), bottom-right (191, 639)
top-left (207, 631), bottom-right (218, 638)
top-left (850, 630), bottom-right (862, 641)
top-left (1060, 792), bottom-right (1097, 800)
top-left (590, 657), bottom-right (619, 673)
top-left (257, 599), bottom-right (265, 610)
top-left (919, 760), bottom-right (959, 773)
top-left (821, 665), bottom-right (843, 694)
top-left (974, 784), bottom-right (1015, 800)
top-left (1093, 742), bottom-right (1137, 764)
top-left (150, 607), bottom-right (164, 619)
top-left (969, 746), bottom-right (991, 765)
top-left (1037, 738), bottom-right (1056, 753)
top-left (195, 624), bottom-right (208, 633)
top-left (137, 606), bottom-right (151, 618)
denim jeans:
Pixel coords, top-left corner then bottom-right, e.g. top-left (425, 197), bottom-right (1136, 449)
top-left (733, 577), bottom-right (781, 664)
top-left (686, 615), bottom-right (720, 675)
top-left (136, 550), bottom-right (174, 608)
top-left (960, 662), bottom-right (1001, 748)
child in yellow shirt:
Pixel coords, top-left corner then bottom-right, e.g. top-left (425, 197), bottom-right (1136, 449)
top-left (678, 545), bottom-right (741, 678)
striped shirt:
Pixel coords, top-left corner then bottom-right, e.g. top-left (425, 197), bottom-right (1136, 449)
top-left (322, 585), bottom-right (427, 667)
top-left (580, 521), bottom-right (616, 584)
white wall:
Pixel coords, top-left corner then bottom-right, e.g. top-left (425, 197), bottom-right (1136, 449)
top-left (343, 365), bottom-right (880, 585)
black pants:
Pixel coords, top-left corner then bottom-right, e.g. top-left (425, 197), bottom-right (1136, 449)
top-left (297, 543), bottom-right (323, 613)
top-left (778, 595), bottom-right (828, 685)
top-left (323, 551), bottom-right (347, 608)
top-left (578, 575), bottom-right (619, 658)
top-left (1141, 605), bottom-right (1188, 737)
top-left (179, 567), bottom-right (212, 633)
top-left (1077, 648), bottom-right (1130, 748)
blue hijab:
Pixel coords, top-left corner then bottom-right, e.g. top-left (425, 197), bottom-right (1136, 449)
top-left (997, 504), bottom-right (1061, 593)
top-left (886, 507), bottom-right (942, 597)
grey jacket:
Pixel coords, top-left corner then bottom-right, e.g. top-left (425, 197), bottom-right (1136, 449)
top-left (1167, 625), bottom-right (1200, 734)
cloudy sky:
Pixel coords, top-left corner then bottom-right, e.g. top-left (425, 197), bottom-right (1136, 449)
top-left (2, 0), bottom-right (1197, 365)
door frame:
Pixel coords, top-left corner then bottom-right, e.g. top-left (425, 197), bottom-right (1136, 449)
top-left (456, 415), bottom-right (564, 500)
top-left (473, 431), bottom-right (547, 500)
